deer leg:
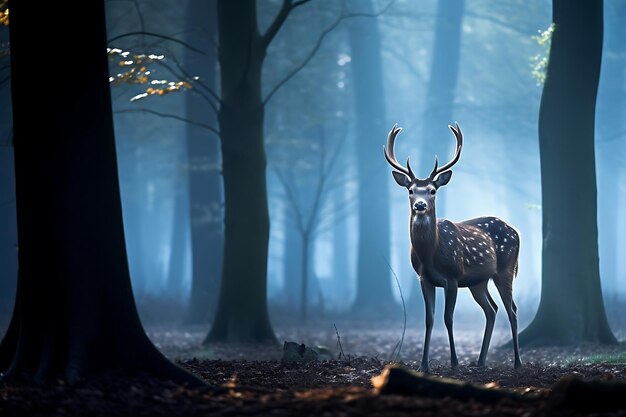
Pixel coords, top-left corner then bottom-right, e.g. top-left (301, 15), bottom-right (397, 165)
top-left (420, 278), bottom-right (436, 373)
top-left (469, 282), bottom-right (497, 367)
top-left (494, 275), bottom-right (522, 369)
top-left (443, 279), bottom-right (459, 369)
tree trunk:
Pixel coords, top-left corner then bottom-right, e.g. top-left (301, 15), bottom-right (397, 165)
top-left (0, 148), bottom-right (16, 322)
top-left (0, 0), bottom-right (202, 385)
top-left (300, 237), bottom-right (309, 322)
top-left (204, 0), bottom-right (275, 343)
top-left (283, 216), bottom-right (302, 310)
top-left (418, 0), bottom-right (464, 193)
top-left (332, 185), bottom-right (351, 309)
top-left (519, 0), bottom-right (616, 346)
top-left (166, 183), bottom-right (189, 299)
top-left (184, 0), bottom-right (223, 324)
top-left (348, 0), bottom-right (396, 315)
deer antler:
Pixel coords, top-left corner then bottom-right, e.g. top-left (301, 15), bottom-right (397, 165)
top-left (428, 122), bottom-right (463, 180)
top-left (384, 124), bottom-right (415, 179)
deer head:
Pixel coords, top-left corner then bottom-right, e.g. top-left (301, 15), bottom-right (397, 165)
top-left (383, 123), bottom-right (463, 217)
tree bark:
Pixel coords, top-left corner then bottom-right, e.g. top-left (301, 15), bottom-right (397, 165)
top-left (204, 0), bottom-right (275, 343)
top-left (348, 0), bottom-right (396, 315)
top-left (184, 0), bottom-right (223, 324)
top-left (0, 0), bottom-right (203, 385)
top-left (519, 0), bottom-right (616, 346)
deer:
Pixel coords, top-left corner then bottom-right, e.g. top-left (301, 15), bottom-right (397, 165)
top-left (384, 123), bottom-right (522, 372)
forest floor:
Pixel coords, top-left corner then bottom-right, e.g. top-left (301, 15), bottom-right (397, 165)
top-left (2, 319), bottom-right (626, 416)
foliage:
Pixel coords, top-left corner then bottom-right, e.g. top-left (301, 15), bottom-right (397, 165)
top-left (530, 24), bottom-right (554, 86)
top-left (107, 47), bottom-right (192, 102)
top-left (0, 0), bottom-right (8, 26)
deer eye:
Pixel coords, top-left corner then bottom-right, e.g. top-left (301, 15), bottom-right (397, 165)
top-left (430, 189), bottom-right (436, 195)
top-left (408, 189), bottom-right (414, 195)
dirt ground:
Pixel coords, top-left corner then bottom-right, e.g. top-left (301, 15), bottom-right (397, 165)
top-left (2, 319), bottom-right (626, 416)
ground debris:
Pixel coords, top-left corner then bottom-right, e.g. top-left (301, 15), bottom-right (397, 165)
top-left (372, 363), bottom-right (541, 403)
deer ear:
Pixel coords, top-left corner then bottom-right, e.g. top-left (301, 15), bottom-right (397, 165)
top-left (392, 171), bottom-right (411, 188)
top-left (434, 170), bottom-right (452, 188)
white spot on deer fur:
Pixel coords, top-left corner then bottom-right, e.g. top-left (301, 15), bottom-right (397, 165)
top-left (490, 220), bottom-right (494, 223)
top-left (504, 238), bottom-right (508, 242)
top-left (473, 256), bottom-right (477, 260)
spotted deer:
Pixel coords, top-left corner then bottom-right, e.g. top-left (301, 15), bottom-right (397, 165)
top-left (384, 123), bottom-right (521, 372)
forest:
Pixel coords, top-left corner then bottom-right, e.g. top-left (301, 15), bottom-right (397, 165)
top-left (1, 0), bottom-right (626, 415)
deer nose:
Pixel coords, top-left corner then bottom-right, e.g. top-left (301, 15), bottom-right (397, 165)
top-left (413, 201), bottom-right (427, 212)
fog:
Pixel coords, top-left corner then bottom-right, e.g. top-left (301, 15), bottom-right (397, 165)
top-left (1, 0), bottom-right (625, 336)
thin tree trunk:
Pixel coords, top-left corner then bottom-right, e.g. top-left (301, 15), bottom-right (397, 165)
top-left (348, 0), bottom-right (396, 315)
top-left (519, 0), bottom-right (616, 346)
top-left (418, 0), bottom-right (465, 201)
top-left (283, 214), bottom-right (302, 310)
top-left (166, 184), bottom-right (189, 299)
top-left (185, 0), bottom-right (223, 324)
top-left (0, 0), bottom-right (202, 385)
top-left (300, 236), bottom-right (309, 322)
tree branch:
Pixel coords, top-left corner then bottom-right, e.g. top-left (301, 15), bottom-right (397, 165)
top-left (107, 32), bottom-right (206, 55)
top-left (154, 47), bottom-right (221, 105)
top-left (273, 167), bottom-right (306, 234)
top-left (261, 0), bottom-right (313, 50)
top-left (152, 59), bottom-right (220, 114)
top-left (114, 108), bottom-right (220, 137)
top-left (263, 0), bottom-right (395, 105)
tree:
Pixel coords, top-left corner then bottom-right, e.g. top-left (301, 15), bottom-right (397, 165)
top-left (519, 0), bottom-right (616, 346)
top-left (204, 0), bottom-right (311, 343)
top-left (183, 0), bottom-right (223, 324)
top-left (347, 0), bottom-right (397, 315)
top-left (0, 0), bottom-right (202, 384)
top-left (274, 129), bottom-right (344, 321)
top-left (417, 0), bottom-right (464, 206)
top-left (0, 6), bottom-right (14, 323)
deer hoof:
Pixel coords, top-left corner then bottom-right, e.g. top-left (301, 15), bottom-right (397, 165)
top-left (514, 360), bottom-right (522, 369)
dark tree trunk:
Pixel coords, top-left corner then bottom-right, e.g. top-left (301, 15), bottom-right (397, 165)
top-left (519, 0), bottom-right (616, 346)
top-left (0, 0), bottom-right (202, 385)
top-left (0, 34), bottom-right (15, 319)
top-left (0, 148), bottom-right (16, 322)
top-left (204, 0), bottom-right (275, 343)
top-left (185, 0), bottom-right (223, 324)
top-left (348, 0), bottom-right (396, 315)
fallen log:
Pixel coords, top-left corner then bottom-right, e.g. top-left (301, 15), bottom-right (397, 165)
top-left (371, 364), bottom-right (538, 403)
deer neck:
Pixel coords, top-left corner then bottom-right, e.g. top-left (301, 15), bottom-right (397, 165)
top-left (410, 210), bottom-right (438, 261)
